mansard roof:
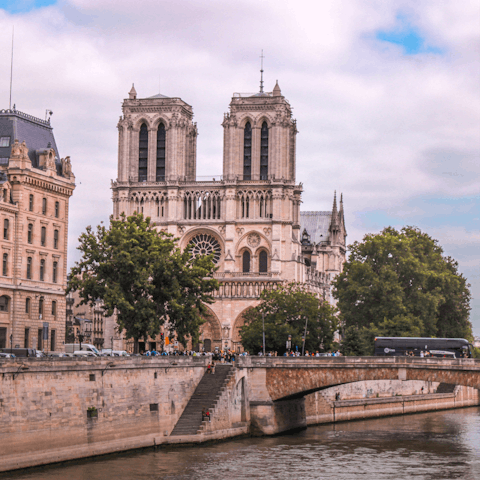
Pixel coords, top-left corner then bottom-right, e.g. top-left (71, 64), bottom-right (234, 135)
top-left (300, 211), bottom-right (332, 244)
top-left (0, 108), bottom-right (60, 171)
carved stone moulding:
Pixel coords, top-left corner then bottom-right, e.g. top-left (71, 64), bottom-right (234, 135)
top-left (247, 232), bottom-right (260, 248)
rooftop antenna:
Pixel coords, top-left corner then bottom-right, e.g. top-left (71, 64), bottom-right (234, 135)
top-left (9, 26), bottom-right (14, 110)
top-left (259, 49), bottom-right (264, 94)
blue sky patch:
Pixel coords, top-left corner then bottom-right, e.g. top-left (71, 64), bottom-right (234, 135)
top-left (0, 0), bottom-right (56, 14)
top-left (376, 15), bottom-right (443, 55)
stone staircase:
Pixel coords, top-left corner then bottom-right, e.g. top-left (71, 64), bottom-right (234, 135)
top-left (436, 383), bottom-right (456, 394)
top-left (170, 364), bottom-right (234, 436)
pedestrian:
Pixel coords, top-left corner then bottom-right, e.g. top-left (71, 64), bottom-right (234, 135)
top-left (211, 361), bottom-right (216, 374)
top-left (207, 363), bottom-right (212, 374)
top-left (205, 409), bottom-right (210, 422)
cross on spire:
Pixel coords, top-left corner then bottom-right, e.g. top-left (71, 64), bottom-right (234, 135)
top-left (259, 50), bottom-right (264, 93)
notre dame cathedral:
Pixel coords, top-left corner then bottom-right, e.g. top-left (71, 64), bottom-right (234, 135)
top-left (111, 80), bottom-right (346, 352)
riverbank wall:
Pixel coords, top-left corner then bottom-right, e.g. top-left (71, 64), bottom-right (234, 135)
top-left (0, 357), bottom-right (478, 473)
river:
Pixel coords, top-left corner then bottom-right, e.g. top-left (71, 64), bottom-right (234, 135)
top-left (5, 407), bottom-right (480, 480)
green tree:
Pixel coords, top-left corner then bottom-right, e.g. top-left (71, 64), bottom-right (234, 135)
top-left (240, 283), bottom-right (338, 354)
top-left (333, 226), bottom-right (472, 349)
top-left (68, 213), bottom-right (218, 349)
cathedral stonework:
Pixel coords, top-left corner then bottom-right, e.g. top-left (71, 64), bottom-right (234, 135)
top-left (111, 82), bottom-right (347, 352)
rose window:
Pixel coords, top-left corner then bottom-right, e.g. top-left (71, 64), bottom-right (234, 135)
top-left (190, 234), bottom-right (221, 264)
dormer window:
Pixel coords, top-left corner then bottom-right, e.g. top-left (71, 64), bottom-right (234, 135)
top-left (0, 137), bottom-right (10, 147)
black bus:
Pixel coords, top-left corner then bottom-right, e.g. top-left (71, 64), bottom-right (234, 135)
top-left (374, 337), bottom-right (472, 358)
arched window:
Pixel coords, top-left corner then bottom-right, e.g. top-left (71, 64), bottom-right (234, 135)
top-left (242, 250), bottom-right (250, 273)
top-left (3, 219), bottom-right (9, 239)
top-left (0, 296), bottom-right (9, 312)
top-left (42, 198), bottom-right (47, 215)
top-left (26, 257), bottom-right (32, 279)
top-left (156, 123), bottom-right (166, 181)
top-left (52, 261), bottom-right (58, 283)
top-left (51, 300), bottom-right (57, 316)
top-left (55, 201), bottom-right (59, 218)
top-left (243, 122), bottom-right (252, 180)
top-left (41, 226), bottom-right (46, 246)
top-left (2, 253), bottom-right (7, 276)
top-left (28, 224), bottom-right (33, 243)
top-left (259, 250), bottom-right (268, 273)
top-left (29, 194), bottom-right (34, 212)
top-left (260, 121), bottom-right (268, 180)
top-left (138, 123), bottom-right (148, 181)
top-left (54, 229), bottom-right (59, 249)
top-left (40, 259), bottom-right (45, 281)
top-left (25, 297), bottom-right (30, 314)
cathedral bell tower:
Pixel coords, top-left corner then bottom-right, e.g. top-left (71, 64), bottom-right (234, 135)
top-left (222, 81), bottom-right (297, 182)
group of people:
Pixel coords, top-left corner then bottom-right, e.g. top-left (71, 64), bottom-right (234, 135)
top-left (257, 350), bottom-right (342, 357)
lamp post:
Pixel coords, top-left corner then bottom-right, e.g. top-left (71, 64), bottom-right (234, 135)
top-left (301, 316), bottom-right (308, 356)
top-left (262, 312), bottom-right (265, 356)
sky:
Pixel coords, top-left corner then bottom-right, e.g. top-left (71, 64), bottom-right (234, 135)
top-left (0, 0), bottom-right (479, 336)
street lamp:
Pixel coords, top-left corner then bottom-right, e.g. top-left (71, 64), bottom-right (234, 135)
top-left (301, 316), bottom-right (308, 356)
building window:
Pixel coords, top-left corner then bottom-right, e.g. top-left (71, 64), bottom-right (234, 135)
top-left (259, 250), bottom-right (268, 273)
top-left (55, 201), bottom-right (59, 218)
top-left (260, 121), bottom-right (268, 180)
top-left (52, 261), bottom-right (58, 283)
top-left (27, 257), bottom-right (32, 279)
top-left (42, 198), bottom-right (47, 215)
top-left (156, 123), bottom-right (166, 181)
top-left (243, 122), bottom-right (252, 180)
top-left (27, 223), bottom-right (33, 243)
top-left (0, 137), bottom-right (10, 147)
top-left (41, 226), bottom-right (46, 246)
top-left (29, 194), bottom-right (34, 212)
top-left (38, 328), bottom-right (43, 350)
top-left (25, 297), bottom-right (30, 314)
top-left (0, 295), bottom-right (9, 312)
top-left (3, 219), bottom-right (9, 239)
top-left (54, 229), bottom-right (59, 249)
top-left (138, 123), bottom-right (148, 182)
top-left (2, 253), bottom-right (7, 276)
top-left (51, 300), bottom-right (57, 316)
top-left (40, 259), bottom-right (45, 281)
top-left (51, 329), bottom-right (56, 351)
top-left (39, 297), bottom-right (44, 316)
top-left (24, 328), bottom-right (29, 348)
top-left (242, 250), bottom-right (250, 273)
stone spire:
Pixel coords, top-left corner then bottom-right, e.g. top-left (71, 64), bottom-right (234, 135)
top-left (273, 80), bottom-right (281, 97)
top-left (329, 191), bottom-right (341, 244)
top-left (129, 84), bottom-right (137, 100)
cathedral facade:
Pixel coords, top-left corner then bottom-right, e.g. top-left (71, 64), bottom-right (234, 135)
top-left (111, 82), bottom-right (346, 352)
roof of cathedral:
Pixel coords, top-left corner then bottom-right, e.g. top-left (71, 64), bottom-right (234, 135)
top-left (148, 93), bottom-right (170, 99)
top-left (0, 109), bottom-right (60, 170)
top-left (300, 211), bottom-right (332, 244)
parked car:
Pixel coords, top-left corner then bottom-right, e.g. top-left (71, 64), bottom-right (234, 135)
top-left (48, 352), bottom-right (70, 358)
top-left (0, 348), bottom-right (36, 358)
top-left (0, 352), bottom-right (15, 358)
top-left (73, 351), bottom-right (98, 357)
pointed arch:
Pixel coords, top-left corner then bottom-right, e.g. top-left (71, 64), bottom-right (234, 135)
top-left (243, 121), bottom-right (252, 180)
top-left (260, 121), bottom-right (269, 180)
top-left (138, 123), bottom-right (148, 181)
top-left (156, 122), bottom-right (166, 181)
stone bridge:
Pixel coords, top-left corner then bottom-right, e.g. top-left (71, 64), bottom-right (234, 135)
top-left (235, 356), bottom-right (480, 435)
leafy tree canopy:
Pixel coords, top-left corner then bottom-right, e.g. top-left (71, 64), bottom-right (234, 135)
top-left (68, 213), bottom-right (218, 347)
top-left (240, 283), bottom-right (338, 354)
top-left (333, 226), bottom-right (472, 355)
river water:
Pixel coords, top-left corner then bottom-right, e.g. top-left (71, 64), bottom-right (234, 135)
top-left (5, 407), bottom-right (480, 480)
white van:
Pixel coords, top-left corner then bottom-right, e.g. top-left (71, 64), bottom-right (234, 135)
top-left (73, 351), bottom-right (98, 357)
top-left (65, 344), bottom-right (100, 355)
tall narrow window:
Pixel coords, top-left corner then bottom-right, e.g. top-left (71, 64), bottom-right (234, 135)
top-left (39, 297), bottom-right (44, 316)
top-left (40, 259), bottom-right (45, 281)
top-left (24, 328), bottom-right (29, 348)
top-left (242, 251), bottom-right (250, 273)
top-left (51, 330), bottom-right (56, 351)
top-left (55, 201), bottom-right (59, 218)
top-left (38, 328), bottom-right (43, 350)
top-left (51, 300), bottom-right (57, 316)
top-left (54, 229), bottom-right (59, 249)
top-left (260, 121), bottom-right (269, 180)
top-left (259, 250), bottom-right (268, 273)
top-left (29, 194), bottom-right (34, 212)
top-left (25, 297), bottom-right (30, 314)
top-left (3, 219), bottom-right (9, 239)
top-left (138, 123), bottom-right (148, 181)
top-left (156, 123), bottom-right (166, 181)
top-left (243, 122), bottom-right (252, 180)
top-left (28, 224), bottom-right (33, 243)
top-left (27, 257), bottom-right (32, 279)
top-left (41, 226), bottom-right (46, 246)
top-left (52, 261), bottom-right (58, 283)
top-left (0, 296), bottom-right (9, 312)
top-left (2, 253), bottom-right (7, 276)
top-left (42, 198), bottom-right (47, 215)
